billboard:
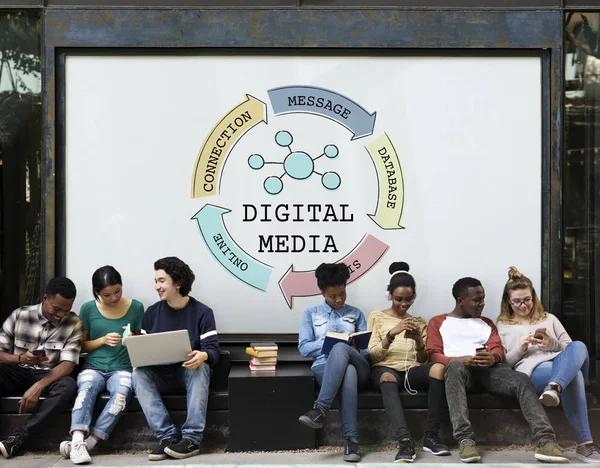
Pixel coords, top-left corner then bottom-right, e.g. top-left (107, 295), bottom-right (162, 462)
top-left (65, 55), bottom-right (541, 333)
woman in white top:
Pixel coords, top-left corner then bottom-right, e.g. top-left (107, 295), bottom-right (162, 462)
top-left (497, 267), bottom-right (599, 463)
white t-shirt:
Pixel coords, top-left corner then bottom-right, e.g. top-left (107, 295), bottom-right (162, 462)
top-left (440, 316), bottom-right (492, 357)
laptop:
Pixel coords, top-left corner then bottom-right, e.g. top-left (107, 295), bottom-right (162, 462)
top-left (125, 330), bottom-right (192, 367)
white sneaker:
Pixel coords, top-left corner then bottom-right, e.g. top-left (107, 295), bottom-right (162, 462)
top-left (70, 441), bottom-right (91, 465)
top-left (59, 440), bottom-right (71, 458)
top-left (540, 384), bottom-right (561, 407)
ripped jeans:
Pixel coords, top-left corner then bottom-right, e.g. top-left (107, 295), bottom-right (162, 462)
top-left (70, 368), bottom-right (133, 440)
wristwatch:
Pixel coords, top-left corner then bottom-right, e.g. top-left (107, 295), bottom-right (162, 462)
top-left (386, 331), bottom-right (395, 343)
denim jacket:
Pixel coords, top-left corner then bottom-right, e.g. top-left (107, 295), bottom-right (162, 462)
top-left (298, 300), bottom-right (368, 368)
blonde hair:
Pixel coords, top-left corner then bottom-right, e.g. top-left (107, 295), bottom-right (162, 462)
top-left (497, 266), bottom-right (547, 325)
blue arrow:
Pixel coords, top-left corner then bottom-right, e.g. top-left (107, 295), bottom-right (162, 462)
top-left (268, 85), bottom-right (376, 140)
top-left (191, 204), bottom-right (272, 292)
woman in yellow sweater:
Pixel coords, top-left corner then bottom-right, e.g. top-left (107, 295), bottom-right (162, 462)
top-left (368, 261), bottom-right (448, 463)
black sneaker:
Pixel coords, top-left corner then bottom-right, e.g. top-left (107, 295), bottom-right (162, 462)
top-left (343, 439), bottom-right (361, 462)
top-left (0, 432), bottom-right (25, 459)
top-left (423, 432), bottom-right (451, 456)
top-left (164, 438), bottom-right (201, 459)
top-left (298, 404), bottom-right (327, 429)
top-left (148, 438), bottom-right (179, 461)
top-left (395, 437), bottom-right (416, 463)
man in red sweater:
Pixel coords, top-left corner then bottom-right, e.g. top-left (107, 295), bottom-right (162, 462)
top-left (427, 277), bottom-right (567, 464)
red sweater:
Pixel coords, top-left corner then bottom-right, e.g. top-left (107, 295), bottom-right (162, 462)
top-left (426, 313), bottom-right (505, 366)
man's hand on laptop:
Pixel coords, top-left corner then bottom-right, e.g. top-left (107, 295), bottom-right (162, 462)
top-left (182, 350), bottom-right (208, 370)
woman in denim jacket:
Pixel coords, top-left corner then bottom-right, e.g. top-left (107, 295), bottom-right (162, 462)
top-left (298, 262), bottom-right (369, 463)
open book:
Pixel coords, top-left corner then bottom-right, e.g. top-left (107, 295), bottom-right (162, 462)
top-left (321, 331), bottom-right (372, 355)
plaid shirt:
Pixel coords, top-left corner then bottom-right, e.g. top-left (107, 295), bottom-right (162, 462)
top-left (0, 303), bottom-right (82, 369)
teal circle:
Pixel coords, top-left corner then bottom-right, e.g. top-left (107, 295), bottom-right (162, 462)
top-left (322, 172), bottom-right (341, 190)
top-left (248, 154), bottom-right (264, 170)
top-left (264, 176), bottom-right (283, 195)
top-left (324, 145), bottom-right (339, 158)
top-left (275, 130), bottom-right (293, 147)
top-left (284, 151), bottom-right (314, 180)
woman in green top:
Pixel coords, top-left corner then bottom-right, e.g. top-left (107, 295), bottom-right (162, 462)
top-left (59, 266), bottom-right (144, 465)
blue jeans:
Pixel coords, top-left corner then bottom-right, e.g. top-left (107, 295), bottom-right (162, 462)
top-left (70, 368), bottom-right (133, 440)
top-left (132, 363), bottom-right (211, 445)
top-left (530, 341), bottom-right (591, 443)
top-left (312, 343), bottom-right (370, 442)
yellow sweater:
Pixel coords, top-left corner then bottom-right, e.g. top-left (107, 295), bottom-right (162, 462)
top-left (367, 309), bottom-right (428, 371)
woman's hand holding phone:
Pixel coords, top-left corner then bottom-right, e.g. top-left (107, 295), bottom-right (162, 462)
top-left (405, 326), bottom-right (423, 348)
top-left (389, 316), bottom-right (418, 337)
top-left (528, 327), bottom-right (554, 351)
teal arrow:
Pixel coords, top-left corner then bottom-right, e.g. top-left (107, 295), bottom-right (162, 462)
top-left (192, 204), bottom-right (272, 291)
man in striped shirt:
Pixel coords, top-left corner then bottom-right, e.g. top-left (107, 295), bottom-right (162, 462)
top-left (0, 277), bottom-right (82, 458)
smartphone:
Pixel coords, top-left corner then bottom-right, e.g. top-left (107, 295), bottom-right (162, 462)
top-left (32, 348), bottom-right (46, 356)
top-left (475, 346), bottom-right (486, 353)
top-left (533, 328), bottom-right (546, 339)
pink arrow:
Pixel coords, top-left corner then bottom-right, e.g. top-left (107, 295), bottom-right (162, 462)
top-left (278, 234), bottom-right (389, 309)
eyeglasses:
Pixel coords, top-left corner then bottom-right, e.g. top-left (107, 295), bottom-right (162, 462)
top-left (510, 298), bottom-right (533, 307)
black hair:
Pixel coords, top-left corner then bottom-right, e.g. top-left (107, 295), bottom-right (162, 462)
top-left (452, 277), bottom-right (482, 300)
top-left (387, 261), bottom-right (416, 294)
top-left (154, 256), bottom-right (196, 297)
top-left (315, 263), bottom-right (350, 291)
top-left (45, 277), bottom-right (77, 300)
top-left (92, 265), bottom-right (123, 300)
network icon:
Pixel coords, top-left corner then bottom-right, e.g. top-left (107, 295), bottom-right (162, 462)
top-left (248, 130), bottom-right (341, 195)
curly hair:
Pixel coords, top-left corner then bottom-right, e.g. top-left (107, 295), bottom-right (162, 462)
top-left (315, 263), bottom-right (350, 291)
top-left (497, 266), bottom-right (546, 325)
top-left (154, 257), bottom-right (196, 297)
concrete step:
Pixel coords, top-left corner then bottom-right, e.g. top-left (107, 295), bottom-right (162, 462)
top-left (2, 406), bottom-right (599, 451)
top-left (0, 449), bottom-right (592, 467)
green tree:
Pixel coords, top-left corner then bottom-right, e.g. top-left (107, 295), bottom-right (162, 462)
top-left (0, 11), bottom-right (40, 93)
top-left (0, 11), bottom-right (41, 317)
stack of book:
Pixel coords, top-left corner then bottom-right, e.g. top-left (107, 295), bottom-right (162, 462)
top-left (246, 342), bottom-right (278, 372)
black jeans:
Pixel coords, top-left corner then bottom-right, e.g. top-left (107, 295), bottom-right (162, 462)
top-left (0, 364), bottom-right (77, 439)
top-left (371, 363), bottom-right (446, 440)
top-left (444, 361), bottom-right (556, 445)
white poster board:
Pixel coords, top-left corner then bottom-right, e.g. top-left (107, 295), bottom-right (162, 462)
top-left (65, 55), bottom-right (541, 333)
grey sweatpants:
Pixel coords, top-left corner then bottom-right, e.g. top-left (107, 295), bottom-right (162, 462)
top-left (444, 361), bottom-right (556, 445)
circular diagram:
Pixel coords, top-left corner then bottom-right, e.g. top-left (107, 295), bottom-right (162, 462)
top-left (190, 85), bottom-right (405, 308)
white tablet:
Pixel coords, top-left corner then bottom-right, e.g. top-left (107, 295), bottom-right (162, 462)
top-left (125, 329), bottom-right (192, 367)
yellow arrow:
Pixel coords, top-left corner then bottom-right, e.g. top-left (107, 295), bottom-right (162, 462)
top-left (367, 133), bottom-right (405, 230)
top-left (191, 95), bottom-right (267, 198)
